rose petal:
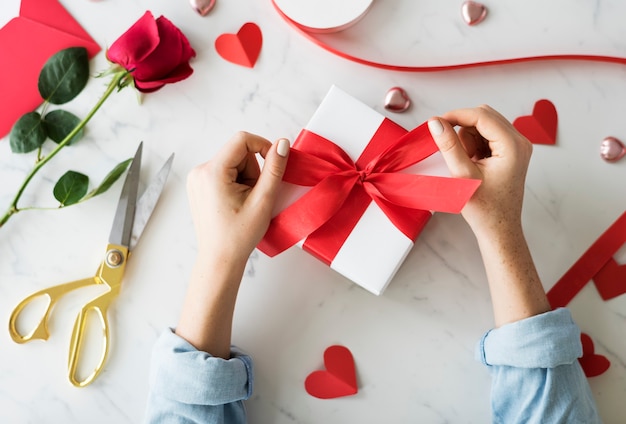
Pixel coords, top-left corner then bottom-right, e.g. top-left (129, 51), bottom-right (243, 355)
top-left (133, 81), bottom-right (164, 94)
top-left (177, 25), bottom-right (196, 62)
top-left (107, 11), bottom-right (160, 70)
top-left (132, 16), bottom-right (195, 82)
top-left (164, 16), bottom-right (196, 63)
top-left (134, 62), bottom-right (194, 93)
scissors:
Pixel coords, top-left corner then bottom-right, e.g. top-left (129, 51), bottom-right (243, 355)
top-left (8, 143), bottom-right (173, 387)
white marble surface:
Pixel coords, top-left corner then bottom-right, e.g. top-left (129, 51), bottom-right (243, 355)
top-left (1, 0), bottom-right (625, 422)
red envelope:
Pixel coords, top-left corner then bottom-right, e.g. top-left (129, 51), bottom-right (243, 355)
top-left (0, 0), bottom-right (100, 138)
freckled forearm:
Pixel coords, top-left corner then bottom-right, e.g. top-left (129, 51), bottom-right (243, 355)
top-left (175, 253), bottom-right (247, 358)
top-left (474, 224), bottom-right (551, 327)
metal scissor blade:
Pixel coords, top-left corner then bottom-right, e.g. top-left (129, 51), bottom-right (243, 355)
top-left (109, 143), bottom-right (142, 247)
top-left (129, 153), bottom-right (174, 251)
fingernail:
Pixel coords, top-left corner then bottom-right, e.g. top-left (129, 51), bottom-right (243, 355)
top-left (277, 138), bottom-right (290, 157)
top-left (428, 119), bottom-right (444, 136)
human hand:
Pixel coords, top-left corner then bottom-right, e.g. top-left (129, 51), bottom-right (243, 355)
top-left (178, 133), bottom-right (289, 356)
top-left (428, 107), bottom-right (551, 326)
top-left (187, 132), bottom-right (290, 265)
top-left (427, 105), bottom-right (532, 238)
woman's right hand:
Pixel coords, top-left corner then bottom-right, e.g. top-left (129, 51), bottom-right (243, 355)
top-left (427, 105), bottom-right (533, 239)
top-left (428, 106), bottom-right (551, 327)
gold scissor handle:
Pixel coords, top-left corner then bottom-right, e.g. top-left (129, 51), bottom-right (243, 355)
top-left (9, 243), bottom-right (127, 387)
top-left (67, 243), bottom-right (127, 387)
top-left (67, 285), bottom-right (120, 387)
top-left (9, 278), bottom-right (97, 343)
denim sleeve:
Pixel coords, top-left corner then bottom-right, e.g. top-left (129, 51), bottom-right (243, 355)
top-left (476, 308), bottom-right (602, 424)
top-left (143, 329), bottom-right (253, 424)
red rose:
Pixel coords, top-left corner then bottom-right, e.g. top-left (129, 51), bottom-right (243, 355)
top-left (107, 11), bottom-right (196, 93)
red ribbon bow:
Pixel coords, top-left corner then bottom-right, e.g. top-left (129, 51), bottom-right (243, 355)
top-left (258, 119), bottom-right (481, 264)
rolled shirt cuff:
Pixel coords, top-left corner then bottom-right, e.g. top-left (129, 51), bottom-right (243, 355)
top-left (476, 308), bottom-right (582, 369)
top-left (150, 328), bottom-right (254, 406)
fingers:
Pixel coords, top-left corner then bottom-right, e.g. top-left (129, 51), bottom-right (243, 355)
top-left (186, 133), bottom-right (290, 258)
top-left (441, 105), bottom-right (510, 134)
top-left (205, 132), bottom-right (290, 204)
top-left (441, 105), bottom-right (523, 150)
top-left (458, 127), bottom-right (491, 160)
top-left (249, 138), bottom-right (290, 206)
top-left (215, 131), bottom-right (273, 174)
top-left (427, 118), bottom-right (479, 180)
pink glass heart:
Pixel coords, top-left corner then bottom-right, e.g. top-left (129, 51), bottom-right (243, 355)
top-left (190, 0), bottom-right (216, 16)
top-left (600, 136), bottom-right (626, 162)
top-left (462, 1), bottom-right (488, 26)
top-left (384, 87), bottom-right (411, 113)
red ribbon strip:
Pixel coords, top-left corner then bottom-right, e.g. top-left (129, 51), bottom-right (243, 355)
top-left (547, 211), bottom-right (626, 308)
top-left (546, 211), bottom-right (626, 378)
top-left (271, 0), bottom-right (626, 72)
top-left (258, 119), bottom-right (481, 264)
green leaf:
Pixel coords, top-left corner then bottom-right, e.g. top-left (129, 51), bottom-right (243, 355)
top-left (38, 47), bottom-right (89, 105)
top-left (9, 112), bottom-right (46, 153)
top-left (43, 109), bottom-right (84, 145)
top-left (85, 159), bottom-right (132, 200)
top-left (53, 171), bottom-right (89, 206)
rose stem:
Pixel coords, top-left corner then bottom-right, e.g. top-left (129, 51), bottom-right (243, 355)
top-left (0, 70), bottom-right (129, 228)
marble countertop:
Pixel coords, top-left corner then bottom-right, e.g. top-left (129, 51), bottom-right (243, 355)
top-left (1, 0), bottom-right (625, 422)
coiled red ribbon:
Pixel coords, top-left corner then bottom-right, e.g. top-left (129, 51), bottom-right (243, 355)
top-left (258, 119), bottom-right (481, 264)
top-left (271, 0), bottom-right (626, 72)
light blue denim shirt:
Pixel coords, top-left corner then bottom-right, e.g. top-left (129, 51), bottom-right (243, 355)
top-left (476, 308), bottom-right (602, 424)
top-left (144, 308), bottom-right (601, 423)
top-left (144, 332), bottom-right (253, 424)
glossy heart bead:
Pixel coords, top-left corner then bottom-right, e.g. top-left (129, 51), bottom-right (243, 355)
top-left (190, 0), bottom-right (216, 16)
top-left (384, 87), bottom-right (411, 113)
top-left (600, 136), bottom-right (626, 162)
top-left (462, 1), bottom-right (487, 26)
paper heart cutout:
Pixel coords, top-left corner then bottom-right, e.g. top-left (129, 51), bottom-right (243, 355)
top-left (305, 345), bottom-right (358, 399)
top-left (462, 1), bottom-right (487, 26)
top-left (593, 257), bottom-right (626, 300)
top-left (513, 99), bottom-right (558, 145)
top-left (215, 22), bottom-right (262, 68)
top-left (578, 333), bottom-right (610, 377)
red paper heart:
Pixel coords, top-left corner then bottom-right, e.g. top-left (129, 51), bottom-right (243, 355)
top-left (513, 99), bottom-right (558, 145)
top-left (593, 257), bottom-right (626, 300)
top-left (215, 22), bottom-right (262, 68)
top-left (578, 333), bottom-right (610, 377)
top-left (305, 345), bottom-right (358, 399)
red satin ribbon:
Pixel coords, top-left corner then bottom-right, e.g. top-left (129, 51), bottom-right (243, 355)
top-left (547, 211), bottom-right (626, 308)
top-left (271, 0), bottom-right (626, 72)
top-left (258, 119), bottom-right (481, 263)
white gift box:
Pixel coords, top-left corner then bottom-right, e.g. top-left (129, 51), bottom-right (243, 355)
top-left (265, 86), bottom-right (451, 295)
